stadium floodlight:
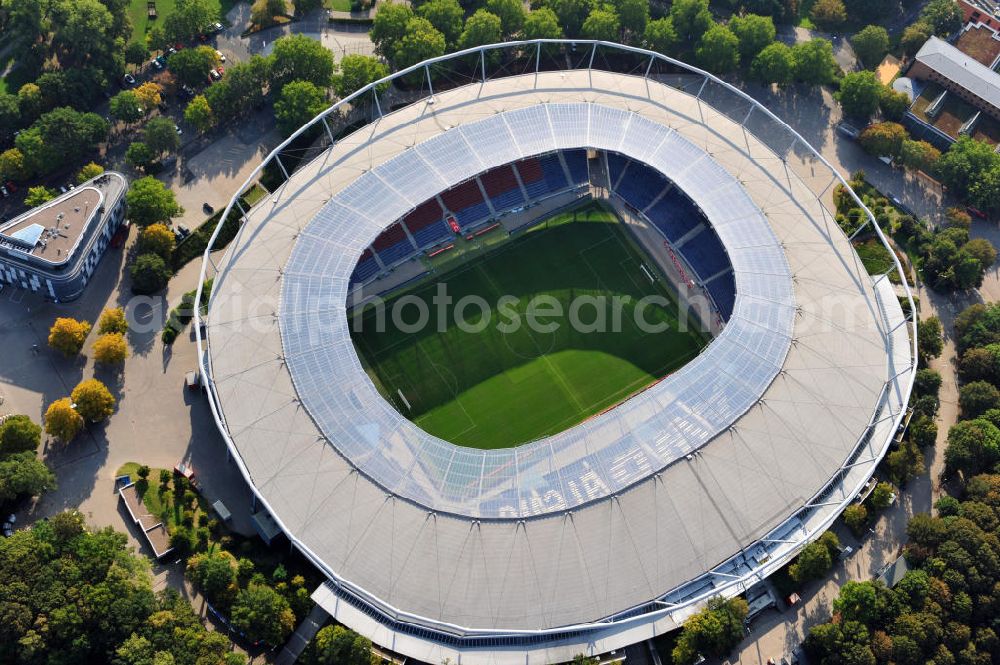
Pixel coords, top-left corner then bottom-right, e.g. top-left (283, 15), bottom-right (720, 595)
top-left (196, 41), bottom-right (916, 664)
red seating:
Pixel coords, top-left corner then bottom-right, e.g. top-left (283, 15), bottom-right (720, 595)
top-left (514, 158), bottom-right (543, 184)
top-left (440, 180), bottom-right (484, 212)
top-left (360, 247), bottom-right (373, 261)
top-left (371, 222), bottom-right (407, 251)
top-left (402, 199), bottom-right (443, 232)
top-left (480, 165), bottom-right (519, 197)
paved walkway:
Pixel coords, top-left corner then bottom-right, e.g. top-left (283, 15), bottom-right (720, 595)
top-left (275, 603), bottom-right (329, 665)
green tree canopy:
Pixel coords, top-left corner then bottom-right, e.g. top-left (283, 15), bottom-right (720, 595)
top-left (851, 25), bottom-right (890, 69)
top-left (125, 176), bottom-right (183, 227)
top-left (110, 90), bottom-right (144, 125)
top-left (16, 107), bottom-right (108, 176)
top-left (695, 23), bottom-right (739, 74)
top-left (523, 8), bottom-right (564, 39)
top-left (168, 45), bottom-right (220, 87)
top-left (751, 41), bottom-right (794, 85)
top-left (394, 17), bottom-right (446, 69)
top-left (459, 9), bottom-right (503, 48)
top-left (333, 54), bottom-right (389, 99)
top-left (837, 70), bottom-right (885, 120)
top-left (184, 95), bottom-right (214, 133)
top-left (580, 7), bottom-right (620, 41)
top-left (144, 116), bottom-right (181, 156)
top-left (274, 80), bottom-right (328, 137)
top-left (487, 0), bottom-right (526, 37)
top-left (230, 583), bottom-right (296, 646)
top-left (643, 17), bottom-right (678, 56)
top-left (945, 417), bottom-right (1000, 477)
top-left (728, 13), bottom-right (774, 59)
top-left (920, 0), bottom-right (962, 35)
top-left (130, 252), bottom-right (173, 294)
top-left (858, 121), bottom-right (907, 157)
top-left (0, 415), bottom-right (42, 456)
top-left (370, 2), bottom-right (415, 58)
top-left (0, 451), bottom-right (56, 505)
top-left (309, 625), bottom-right (373, 665)
top-left (417, 0), bottom-right (464, 47)
top-left (270, 33), bottom-right (336, 90)
top-left (163, 0), bottom-right (219, 42)
top-left (672, 597), bottom-right (749, 664)
top-left (545, 0), bottom-right (593, 37)
top-left (612, 0), bottom-right (648, 42)
top-left (670, 0), bottom-right (713, 47)
top-left (791, 38), bottom-right (837, 84)
top-left (125, 141), bottom-right (155, 170)
top-left (810, 0), bottom-right (846, 30)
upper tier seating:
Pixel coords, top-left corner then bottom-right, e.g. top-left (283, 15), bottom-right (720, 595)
top-left (441, 180), bottom-right (490, 228)
top-left (480, 165), bottom-right (525, 211)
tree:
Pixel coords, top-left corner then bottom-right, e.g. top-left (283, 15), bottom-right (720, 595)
top-left (965, 238), bottom-right (998, 274)
top-left (751, 42), bottom-right (794, 85)
top-left (44, 398), bottom-right (84, 442)
top-left (24, 185), bottom-right (57, 207)
top-left (672, 597), bottom-right (749, 664)
top-left (959, 381), bottom-right (1000, 418)
top-left (937, 137), bottom-right (1000, 201)
top-left (843, 503), bottom-right (868, 535)
top-left (792, 38), bottom-right (837, 84)
top-left (168, 45), bottom-right (220, 88)
top-left (851, 25), bottom-right (889, 69)
top-left (394, 17), bottom-right (446, 69)
top-left (836, 71), bottom-right (883, 119)
top-left (920, 0), bottom-right (962, 35)
top-left (789, 540), bottom-right (833, 583)
top-left (580, 7), bottom-right (619, 41)
top-left (163, 0), bottom-right (219, 42)
top-left (832, 580), bottom-right (882, 625)
top-left (17, 83), bottom-right (44, 124)
top-left (139, 223), bottom-right (176, 260)
top-left (93, 333), bottom-right (128, 365)
top-left (729, 14), bottom-right (774, 60)
top-left (0, 94), bottom-right (23, 146)
top-left (696, 23), bottom-right (739, 74)
top-left (868, 482), bottom-right (895, 510)
top-left (144, 117), bottom-right (181, 156)
top-left (230, 583), bottom-right (296, 645)
top-left (945, 417), bottom-right (1000, 477)
top-left (98, 307), bottom-right (129, 335)
top-left (333, 55), bottom-right (389, 99)
top-left (204, 55), bottom-right (271, 121)
top-left (126, 176), bottom-right (183, 227)
top-left (858, 121), bottom-right (907, 158)
top-left (643, 17), bottom-right (678, 55)
top-left (251, 0), bottom-right (288, 27)
top-left (917, 316), bottom-right (944, 359)
top-left (670, 0), bottom-right (713, 47)
top-left (274, 80), bottom-right (328, 137)
top-left (546, 0), bottom-right (593, 37)
top-left (914, 367), bottom-right (942, 397)
top-left (126, 141), bottom-right (155, 170)
top-left (134, 82), bottom-right (162, 114)
top-left (417, 0), bottom-right (464, 47)
top-left (131, 253), bottom-right (172, 294)
top-left (486, 0), bottom-right (525, 37)
top-left (0, 415), bottom-right (42, 456)
top-left (311, 625), bottom-right (373, 665)
top-left (48, 317), bottom-right (92, 356)
top-left (125, 41), bottom-right (149, 71)
top-left (184, 95), bottom-right (215, 133)
top-left (293, 0), bottom-right (322, 12)
top-left (810, 0), bottom-right (846, 30)
top-left (0, 452), bottom-right (56, 504)
top-left (51, 0), bottom-right (115, 69)
top-left (524, 8), bottom-right (563, 39)
top-left (186, 550), bottom-right (238, 603)
top-left (0, 148), bottom-right (28, 182)
top-left (271, 33), bottom-right (335, 90)
top-left (612, 0), bottom-right (648, 42)
top-left (76, 162), bottom-right (105, 184)
top-left (901, 21), bottom-right (931, 56)
top-left (897, 138), bottom-right (940, 173)
top-left (71, 379), bottom-right (116, 422)
top-left (958, 346), bottom-right (1000, 383)
top-left (969, 163), bottom-right (1000, 214)
top-left (955, 302), bottom-right (1000, 353)
top-left (110, 90), bottom-right (144, 125)
top-left (370, 2), bottom-right (415, 58)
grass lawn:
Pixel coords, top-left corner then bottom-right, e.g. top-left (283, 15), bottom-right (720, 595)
top-left (128, 0), bottom-right (237, 44)
top-left (117, 462), bottom-right (210, 534)
top-left (854, 238), bottom-right (895, 276)
top-left (351, 202), bottom-right (708, 449)
top-left (325, 0), bottom-right (352, 10)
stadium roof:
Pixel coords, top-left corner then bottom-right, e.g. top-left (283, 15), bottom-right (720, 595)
top-left (201, 44), bottom-right (913, 663)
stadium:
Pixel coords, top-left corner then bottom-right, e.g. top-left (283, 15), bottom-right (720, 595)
top-left (197, 41), bottom-right (916, 664)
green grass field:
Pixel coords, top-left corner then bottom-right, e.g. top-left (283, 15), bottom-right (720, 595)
top-left (128, 0), bottom-right (236, 44)
top-left (351, 203), bottom-right (708, 449)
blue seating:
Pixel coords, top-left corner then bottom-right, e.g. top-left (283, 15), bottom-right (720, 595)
top-left (540, 154), bottom-right (567, 192)
top-left (411, 220), bottom-right (452, 248)
top-left (646, 190), bottom-right (704, 244)
top-left (480, 165), bottom-right (525, 213)
top-left (351, 256), bottom-right (379, 284)
top-left (607, 152), bottom-right (629, 187)
top-left (706, 272), bottom-right (736, 321)
top-left (680, 228), bottom-right (730, 281)
top-left (454, 201), bottom-right (491, 228)
top-left (376, 240), bottom-right (413, 266)
top-left (564, 149), bottom-right (589, 185)
top-left (490, 188), bottom-right (524, 211)
top-left (614, 162), bottom-right (668, 212)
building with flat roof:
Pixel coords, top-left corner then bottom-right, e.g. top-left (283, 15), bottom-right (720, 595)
top-left (0, 172), bottom-right (127, 300)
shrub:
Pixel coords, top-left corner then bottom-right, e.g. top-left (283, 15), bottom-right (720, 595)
top-left (137, 465), bottom-right (151, 479)
top-left (959, 381), bottom-right (1000, 418)
top-left (843, 504), bottom-right (868, 536)
top-left (789, 540), bottom-right (834, 583)
top-left (868, 482), bottom-right (895, 511)
top-left (97, 307), bottom-right (128, 335)
top-left (130, 252), bottom-right (172, 294)
top-left (0, 415), bottom-right (42, 455)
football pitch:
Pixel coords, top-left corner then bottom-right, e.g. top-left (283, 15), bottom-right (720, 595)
top-left (350, 202), bottom-right (708, 449)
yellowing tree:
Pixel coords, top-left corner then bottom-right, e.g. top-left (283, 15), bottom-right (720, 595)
top-left (97, 307), bottom-right (128, 335)
top-left (93, 333), bottom-right (129, 365)
top-left (48, 317), bottom-right (92, 356)
top-left (134, 82), bottom-right (163, 114)
top-left (139, 223), bottom-right (176, 260)
top-left (71, 379), bottom-right (116, 422)
top-left (76, 162), bottom-right (105, 184)
top-left (45, 398), bottom-right (84, 442)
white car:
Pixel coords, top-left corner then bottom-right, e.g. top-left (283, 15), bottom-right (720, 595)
top-left (215, 49), bottom-right (226, 62)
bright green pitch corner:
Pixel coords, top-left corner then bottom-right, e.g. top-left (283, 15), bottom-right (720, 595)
top-left (349, 202), bottom-right (708, 450)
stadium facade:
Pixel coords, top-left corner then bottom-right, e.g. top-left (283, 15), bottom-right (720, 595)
top-left (198, 42), bottom-right (916, 664)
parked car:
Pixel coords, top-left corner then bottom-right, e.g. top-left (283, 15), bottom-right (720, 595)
top-left (166, 46), bottom-right (177, 56)
top-left (121, 73), bottom-right (136, 87)
top-left (179, 84), bottom-right (195, 99)
top-left (152, 58), bottom-right (164, 70)
top-left (177, 225), bottom-right (191, 238)
top-left (208, 68), bottom-right (221, 81)
top-left (835, 122), bottom-right (860, 140)
top-left (212, 21), bottom-right (223, 31)
top-left (215, 49), bottom-right (226, 62)
top-left (0, 185), bottom-right (8, 198)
